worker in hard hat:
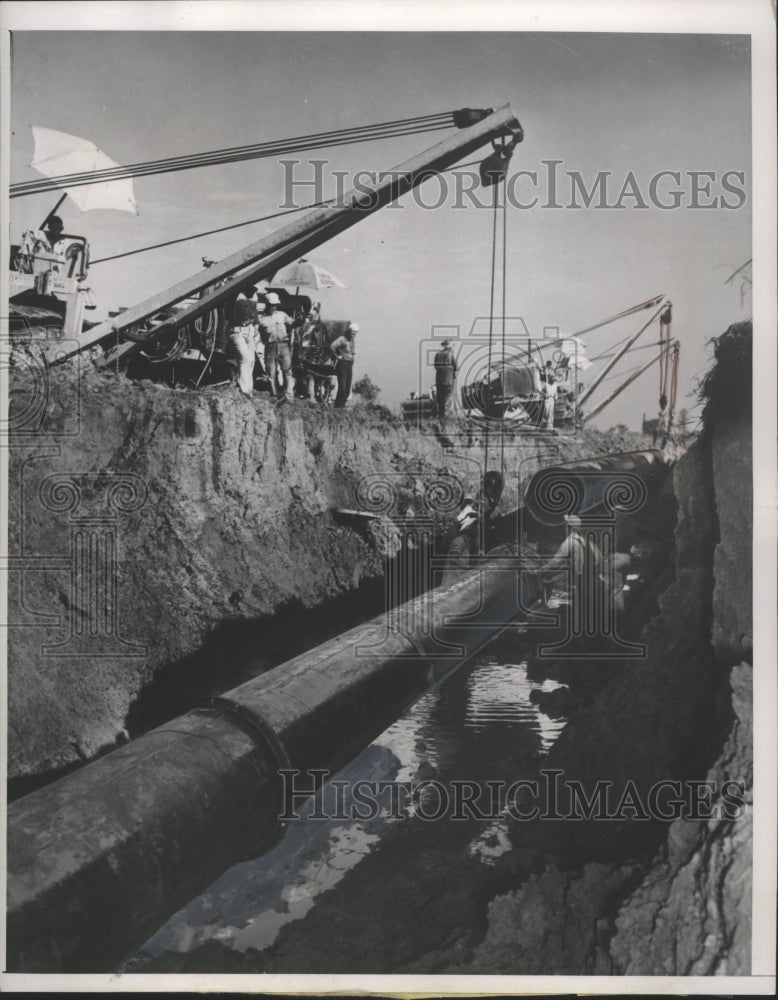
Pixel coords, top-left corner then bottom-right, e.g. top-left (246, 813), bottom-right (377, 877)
top-left (330, 322), bottom-right (359, 408)
top-left (230, 287), bottom-right (259, 396)
top-left (257, 291), bottom-right (294, 400)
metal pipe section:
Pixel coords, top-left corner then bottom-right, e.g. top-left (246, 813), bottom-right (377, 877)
top-left (7, 549), bottom-right (539, 973)
top-left (47, 104), bottom-right (522, 363)
top-left (522, 449), bottom-right (673, 527)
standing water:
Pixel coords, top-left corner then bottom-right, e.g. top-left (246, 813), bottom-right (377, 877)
top-left (123, 641), bottom-right (568, 973)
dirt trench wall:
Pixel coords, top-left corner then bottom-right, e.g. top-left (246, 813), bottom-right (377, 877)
top-left (604, 408), bottom-right (753, 975)
top-left (468, 349), bottom-right (753, 976)
top-left (7, 369), bottom-right (638, 782)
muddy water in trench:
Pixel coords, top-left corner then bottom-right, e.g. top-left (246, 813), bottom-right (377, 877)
top-left (124, 638), bottom-right (567, 973)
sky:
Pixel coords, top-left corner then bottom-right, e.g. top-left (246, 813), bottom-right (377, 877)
top-left (8, 28), bottom-right (753, 427)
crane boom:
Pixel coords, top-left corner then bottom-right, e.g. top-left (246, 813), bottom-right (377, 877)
top-left (578, 298), bottom-right (667, 408)
top-left (46, 104), bottom-right (522, 364)
top-left (582, 341), bottom-right (675, 425)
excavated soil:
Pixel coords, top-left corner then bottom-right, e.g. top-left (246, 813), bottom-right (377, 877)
top-left (6, 321), bottom-right (753, 976)
top-left (7, 362), bottom-right (642, 786)
top-left (139, 406), bottom-right (753, 977)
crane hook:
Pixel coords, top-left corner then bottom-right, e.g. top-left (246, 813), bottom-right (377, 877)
top-left (479, 134), bottom-right (520, 188)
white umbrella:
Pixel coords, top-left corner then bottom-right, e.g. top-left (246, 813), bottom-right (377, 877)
top-left (30, 127), bottom-right (138, 214)
top-left (273, 258), bottom-right (346, 290)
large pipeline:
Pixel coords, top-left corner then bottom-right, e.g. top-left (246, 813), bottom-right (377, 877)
top-left (522, 449), bottom-right (673, 527)
top-left (7, 548), bottom-right (540, 973)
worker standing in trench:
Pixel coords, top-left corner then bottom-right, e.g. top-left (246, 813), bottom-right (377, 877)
top-left (441, 471), bottom-right (505, 586)
top-left (540, 514), bottom-right (637, 642)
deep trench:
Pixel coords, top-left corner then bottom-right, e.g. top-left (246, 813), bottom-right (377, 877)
top-left (8, 482), bottom-right (690, 808)
top-left (8, 541), bottom-right (435, 803)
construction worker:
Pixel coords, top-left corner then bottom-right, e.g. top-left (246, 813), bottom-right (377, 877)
top-left (258, 291), bottom-right (294, 400)
top-left (331, 322), bottom-right (358, 408)
top-left (542, 362), bottom-right (557, 431)
top-left (17, 215), bottom-right (67, 274)
top-left (230, 287), bottom-right (259, 396)
top-left (433, 339), bottom-right (457, 419)
top-left (42, 215), bottom-right (66, 253)
top-left (252, 300), bottom-right (267, 377)
top-left (480, 470), bottom-right (504, 515)
top-left (542, 514), bottom-right (606, 609)
top-left (301, 327), bottom-right (337, 403)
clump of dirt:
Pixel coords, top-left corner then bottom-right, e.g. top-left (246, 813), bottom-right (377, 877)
top-left (697, 320), bottom-right (752, 428)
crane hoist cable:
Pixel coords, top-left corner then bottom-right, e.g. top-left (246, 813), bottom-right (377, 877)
top-left (658, 306), bottom-right (672, 409)
top-left (652, 340), bottom-right (675, 447)
top-left (579, 298), bottom-right (668, 408)
top-left (482, 177), bottom-right (501, 490)
top-left (571, 293), bottom-right (666, 338)
top-left (477, 133), bottom-right (519, 547)
top-left (592, 339), bottom-right (667, 362)
top-left (653, 304), bottom-right (673, 446)
top-left (90, 200), bottom-right (334, 264)
top-left (11, 112), bottom-right (458, 198)
top-left (582, 345), bottom-right (669, 426)
top-left (499, 168), bottom-right (508, 481)
top-left (89, 156), bottom-right (492, 266)
top-left (664, 341), bottom-right (681, 448)
top-left (598, 361), bottom-right (646, 386)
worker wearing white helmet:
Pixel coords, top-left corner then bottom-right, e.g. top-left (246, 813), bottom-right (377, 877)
top-left (257, 291), bottom-right (294, 400)
top-left (330, 321), bottom-right (359, 408)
